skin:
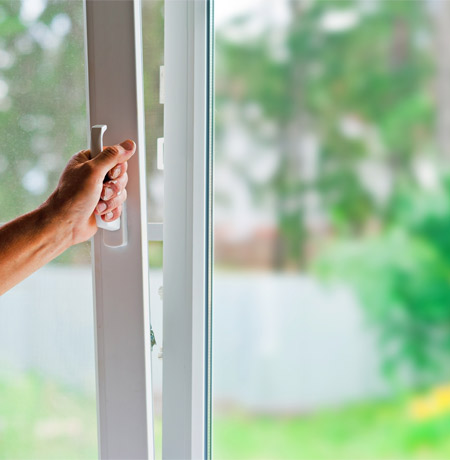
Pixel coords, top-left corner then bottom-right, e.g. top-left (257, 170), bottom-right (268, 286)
top-left (0, 139), bottom-right (136, 295)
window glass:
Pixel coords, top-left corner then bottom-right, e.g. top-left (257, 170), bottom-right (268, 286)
top-left (212, 1), bottom-right (450, 458)
top-left (0, 1), bottom-right (97, 458)
top-left (143, 0), bottom-right (164, 224)
top-left (142, 0), bottom-right (164, 458)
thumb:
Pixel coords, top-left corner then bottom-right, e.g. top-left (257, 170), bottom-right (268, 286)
top-left (90, 139), bottom-right (136, 174)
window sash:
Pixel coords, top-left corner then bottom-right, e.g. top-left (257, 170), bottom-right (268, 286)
top-left (162, 0), bottom-right (213, 458)
top-left (85, 1), bottom-right (154, 458)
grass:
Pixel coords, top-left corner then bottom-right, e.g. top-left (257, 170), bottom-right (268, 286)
top-left (0, 373), bottom-right (97, 459)
top-left (213, 403), bottom-right (450, 460)
top-left (3, 374), bottom-right (450, 459)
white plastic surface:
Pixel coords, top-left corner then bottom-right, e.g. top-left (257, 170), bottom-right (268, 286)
top-left (85, 0), bottom-right (154, 458)
top-left (163, 1), bottom-right (211, 459)
top-left (157, 137), bottom-right (164, 170)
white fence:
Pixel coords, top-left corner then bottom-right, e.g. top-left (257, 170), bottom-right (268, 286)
top-left (0, 266), bottom-right (389, 414)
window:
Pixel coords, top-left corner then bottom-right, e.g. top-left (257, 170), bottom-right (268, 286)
top-left (0, 1), bottom-right (97, 457)
top-left (1, 1), bottom-right (212, 458)
top-left (211, 1), bottom-right (450, 459)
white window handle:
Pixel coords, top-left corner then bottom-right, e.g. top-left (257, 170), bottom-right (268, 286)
top-left (90, 124), bottom-right (127, 247)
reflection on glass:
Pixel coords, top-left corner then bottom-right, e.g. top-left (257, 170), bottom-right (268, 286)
top-left (213, 0), bottom-right (450, 458)
top-left (0, 1), bottom-right (97, 458)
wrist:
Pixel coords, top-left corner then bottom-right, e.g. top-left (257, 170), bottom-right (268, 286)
top-left (37, 195), bottom-right (74, 254)
top-left (42, 189), bottom-right (98, 246)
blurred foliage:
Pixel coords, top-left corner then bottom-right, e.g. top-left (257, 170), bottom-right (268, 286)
top-left (216, 0), bottom-right (435, 268)
top-left (149, 241), bottom-right (163, 268)
top-left (315, 178), bottom-right (450, 384)
top-left (142, 0), bottom-right (165, 223)
top-left (0, 0), bottom-right (86, 222)
top-left (216, 0), bottom-right (450, 384)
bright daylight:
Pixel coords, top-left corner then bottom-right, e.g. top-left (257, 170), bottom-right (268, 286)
top-left (2, 0), bottom-right (450, 459)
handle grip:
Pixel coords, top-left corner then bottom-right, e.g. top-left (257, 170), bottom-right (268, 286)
top-left (90, 125), bottom-right (120, 231)
top-left (90, 124), bottom-right (127, 248)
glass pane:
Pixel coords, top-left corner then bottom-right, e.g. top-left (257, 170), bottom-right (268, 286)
top-left (143, 0), bottom-right (164, 224)
top-left (0, 1), bottom-right (97, 458)
top-left (213, 0), bottom-right (450, 458)
top-left (142, 1), bottom-right (164, 458)
top-left (148, 240), bottom-right (163, 459)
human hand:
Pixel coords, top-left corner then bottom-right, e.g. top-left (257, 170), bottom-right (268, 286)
top-left (45, 139), bottom-right (136, 245)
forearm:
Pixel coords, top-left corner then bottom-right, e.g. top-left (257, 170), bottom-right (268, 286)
top-left (0, 140), bottom-right (134, 296)
top-left (0, 202), bottom-right (72, 295)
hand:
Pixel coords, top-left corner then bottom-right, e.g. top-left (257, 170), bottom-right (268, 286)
top-left (45, 139), bottom-right (136, 245)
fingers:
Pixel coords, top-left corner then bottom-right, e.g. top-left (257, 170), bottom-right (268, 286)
top-left (101, 205), bottom-right (123, 223)
top-left (86, 139), bottom-right (133, 224)
top-left (101, 173), bottom-right (128, 201)
top-left (108, 161), bottom-right (128, 180)
top-left (95, 189), bottom-right (127, 217)
top-left (90, 139), bottom-right (136, 175)
top-left (72, 149), bottom-right (91, 163)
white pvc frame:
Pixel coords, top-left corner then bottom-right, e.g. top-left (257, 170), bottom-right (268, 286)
top-left (85, 0), bottom-right (212, 457)
top-left (85, 1), bottom-right (154, 458)
top-left (163, 0), bottom-right (213, 459)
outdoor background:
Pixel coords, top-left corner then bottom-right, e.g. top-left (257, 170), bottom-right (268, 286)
top-left (2, 0), bottom-right (450, 459)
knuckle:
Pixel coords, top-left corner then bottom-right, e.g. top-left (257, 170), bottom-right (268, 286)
top-left (110, 182), bottom-right (120, 195)
top-left (109, 165), bottom-right (120, 179)
top-left (116, 176), bottom-right (126, 190)
top-left (103, 180), bottom-right (120, 198)
top-left (119, 189), bottom-right (127, 203)
top-left (74, 149), bottom-right (88, 159)
top-left (103, 146), bottom-right (119, 158)
top-left (109, 194), bottom-right (123, 209)
top-left (81, 161), bottom-right (96, 176)
top-left (104, 206), bottom-right (121, 221)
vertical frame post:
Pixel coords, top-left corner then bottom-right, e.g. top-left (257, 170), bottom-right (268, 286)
top-left (163, 0), bottom-right (213, 459)
top-left (85, 0), bottom-right (154, 458)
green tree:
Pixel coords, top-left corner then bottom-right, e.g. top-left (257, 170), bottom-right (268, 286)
top-left (215, 0), bottom-right (435, 269)
top-left (0, 0), bottom-right (86, 222)
top-left (316, 179), bottom-right (450, 385)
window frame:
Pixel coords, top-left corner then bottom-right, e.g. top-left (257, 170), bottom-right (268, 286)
top-left (85, 0), bottom-right (155, 458)
top-left (162, 0), bottom-right (213, 458)
top-left (85, 0), bottom-right (212, 457)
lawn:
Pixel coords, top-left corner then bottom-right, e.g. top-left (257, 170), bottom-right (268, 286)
top-left (214, 401), bottom-right (450, 459)
top-left (2, 373), bottom-right (450, 459)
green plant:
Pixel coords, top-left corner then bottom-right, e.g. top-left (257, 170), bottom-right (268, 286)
top-left (316, 178), bottom-right (450, 384)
